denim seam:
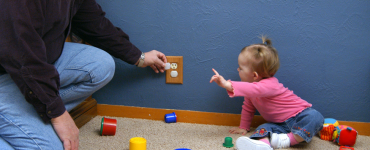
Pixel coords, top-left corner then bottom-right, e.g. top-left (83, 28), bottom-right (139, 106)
top-left (287, 113), bottom-right (310, 141)
top-left (289, 108), bottom-right (319, 143)
top-left (59, 82), bottom-right (78, 97)
top-left (291, 129), bottom-right (310, 142)
top-left (313, 110), bottom-right (325, 134)
top-left (64, 66), bottom-right (94, 81)
top-left (57, 46), bottom-right (88, 75)
top-left (286, 116), bottom-right (297, 131)
top-left (59, 68), bottom-right (94, 97)
top-left (251, 131), bottom-right (272, 139)
top-left (283, 121), bottom-right (290, 131)
top-left (0, 114), bottom-right (43, 150)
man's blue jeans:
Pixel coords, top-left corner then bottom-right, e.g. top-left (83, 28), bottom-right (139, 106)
top-left (0, 42), bottom-right (115, 149)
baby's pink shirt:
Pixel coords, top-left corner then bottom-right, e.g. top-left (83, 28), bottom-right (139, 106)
top-left (227, 77), bottom-right (312, 131)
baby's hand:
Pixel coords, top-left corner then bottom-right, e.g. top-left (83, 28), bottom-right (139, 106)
top-left (229, 127), bottom-right (248, 135)
top-left (210, 68), bottom-right (232, 91)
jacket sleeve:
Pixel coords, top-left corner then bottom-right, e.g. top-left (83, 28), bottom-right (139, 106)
top-left (71, 0), bottom-right (142, 65)
top-left (0, 1), bottom-right (65, 122)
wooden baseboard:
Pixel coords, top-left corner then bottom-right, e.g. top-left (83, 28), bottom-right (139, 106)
top-left (97, 104), bottom-right (370, 136)
top-left (70, 96), bottom-right (98, 128)
top-left (337, 121), bottom-right (370, 136)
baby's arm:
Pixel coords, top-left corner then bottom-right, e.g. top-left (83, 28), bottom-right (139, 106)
top-left (229, 99), bottom-right (255, 135)
top-left (210, 68), bottom-right (252, 135)
top-left (209, 68), bottom-right (233, 92)
top-left (239, 99), bottom-right (256, 130)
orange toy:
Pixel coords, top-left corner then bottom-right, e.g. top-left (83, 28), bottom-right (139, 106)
top-left (320, 118), bottom-right (339, 141)
top-left (320, 124), bottom-right (336, 141)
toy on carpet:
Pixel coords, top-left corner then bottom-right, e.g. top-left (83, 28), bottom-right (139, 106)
top-left (165, 112), bottom-right (177, 123)
top-left (333, 125), bottom-right (358, 147)
top-left (319, 118), bottom-right (358, 147)
top-left (223, 137), bottom-right (234, 148)
top-left (130, 137), bottom-right (147, 150)
top-left (320, 118), bottom-right (339, 141)
top-left (100, 117), bottom-right (117, 136)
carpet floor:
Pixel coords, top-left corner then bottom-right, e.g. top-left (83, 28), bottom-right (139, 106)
top-left (79, 116), bottom-right (370, 150)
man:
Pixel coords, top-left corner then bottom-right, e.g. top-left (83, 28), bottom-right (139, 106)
top-left (0, 0), bottom-right (167, 149)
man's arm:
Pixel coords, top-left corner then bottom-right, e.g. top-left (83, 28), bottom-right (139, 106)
top-left (71, 0), bottom-right (142, 65)
top-left (0, 1), bottom-right (66, 121)
top-left (1, 2), bottom-right (80, 149)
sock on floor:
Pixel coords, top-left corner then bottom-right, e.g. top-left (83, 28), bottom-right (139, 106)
top-left (287, 132), bottom-right (299, 146)
top-left (260, 139), bottom-right (270, 146)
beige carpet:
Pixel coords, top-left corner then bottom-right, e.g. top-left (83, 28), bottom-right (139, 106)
top-left (79, 116), bottom-right (370, 150)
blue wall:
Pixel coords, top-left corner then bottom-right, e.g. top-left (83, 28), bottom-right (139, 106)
top-left (93, 0), bottom-right (370, 122)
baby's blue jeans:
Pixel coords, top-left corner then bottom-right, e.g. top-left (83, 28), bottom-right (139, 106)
top-left (250, 107), bottom-right (324, 142)
top-left (0, 42), bottom-right (115, 149)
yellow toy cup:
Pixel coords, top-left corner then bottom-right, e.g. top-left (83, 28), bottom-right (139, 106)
top-left (129, 137), bottom-right (147, 150)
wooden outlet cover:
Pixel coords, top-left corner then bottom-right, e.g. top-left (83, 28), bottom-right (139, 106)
top-left (166, 56), bottom-right (183, 84)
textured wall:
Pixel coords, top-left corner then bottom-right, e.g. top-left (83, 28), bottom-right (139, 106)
top-left (93, 0), bottom-right (370, 122)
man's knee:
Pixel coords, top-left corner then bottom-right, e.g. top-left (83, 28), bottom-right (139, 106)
top-left (91, 49), bottom-right (115, 84)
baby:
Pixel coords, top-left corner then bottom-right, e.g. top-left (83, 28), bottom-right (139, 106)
top-left (210, 37), bottom-right (324, 150)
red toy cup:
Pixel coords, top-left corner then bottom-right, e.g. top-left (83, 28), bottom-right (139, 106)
top-left (100, 117), bottom-right (117, 136)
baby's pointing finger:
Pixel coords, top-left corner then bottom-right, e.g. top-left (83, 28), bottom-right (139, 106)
top-left (212, 68), bottom-right (219, 76)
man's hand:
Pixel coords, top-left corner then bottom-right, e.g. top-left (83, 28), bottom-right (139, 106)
top-left (210, 68), bottom-right (233, 91)
top-left (51, 110), bottom-right (79, 150)
top-left (141, 50), bottom-right (167, 73)
top-left (229, 127), bottom-right (248, 135)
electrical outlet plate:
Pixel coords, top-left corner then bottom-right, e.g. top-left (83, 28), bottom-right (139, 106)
top-left (166, 56), bottom-right (183, 84)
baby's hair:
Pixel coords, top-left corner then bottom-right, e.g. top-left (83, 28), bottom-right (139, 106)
top-left (241, 36), bottom-right (280, 78)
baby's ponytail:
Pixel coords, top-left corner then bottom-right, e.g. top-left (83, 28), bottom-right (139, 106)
top-left (261, 36), bottom-right (272, 46)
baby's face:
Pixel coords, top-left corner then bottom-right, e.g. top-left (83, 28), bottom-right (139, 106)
top-left (237, 52), bottom-right (256, 83)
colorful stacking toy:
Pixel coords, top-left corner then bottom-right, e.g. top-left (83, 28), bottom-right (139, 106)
top-left (319, 118), bottom-right (358, 147)
top-left (320, 118), bottom-right (339, 141)
top-left (333, 125), bottom-right (358, 147)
